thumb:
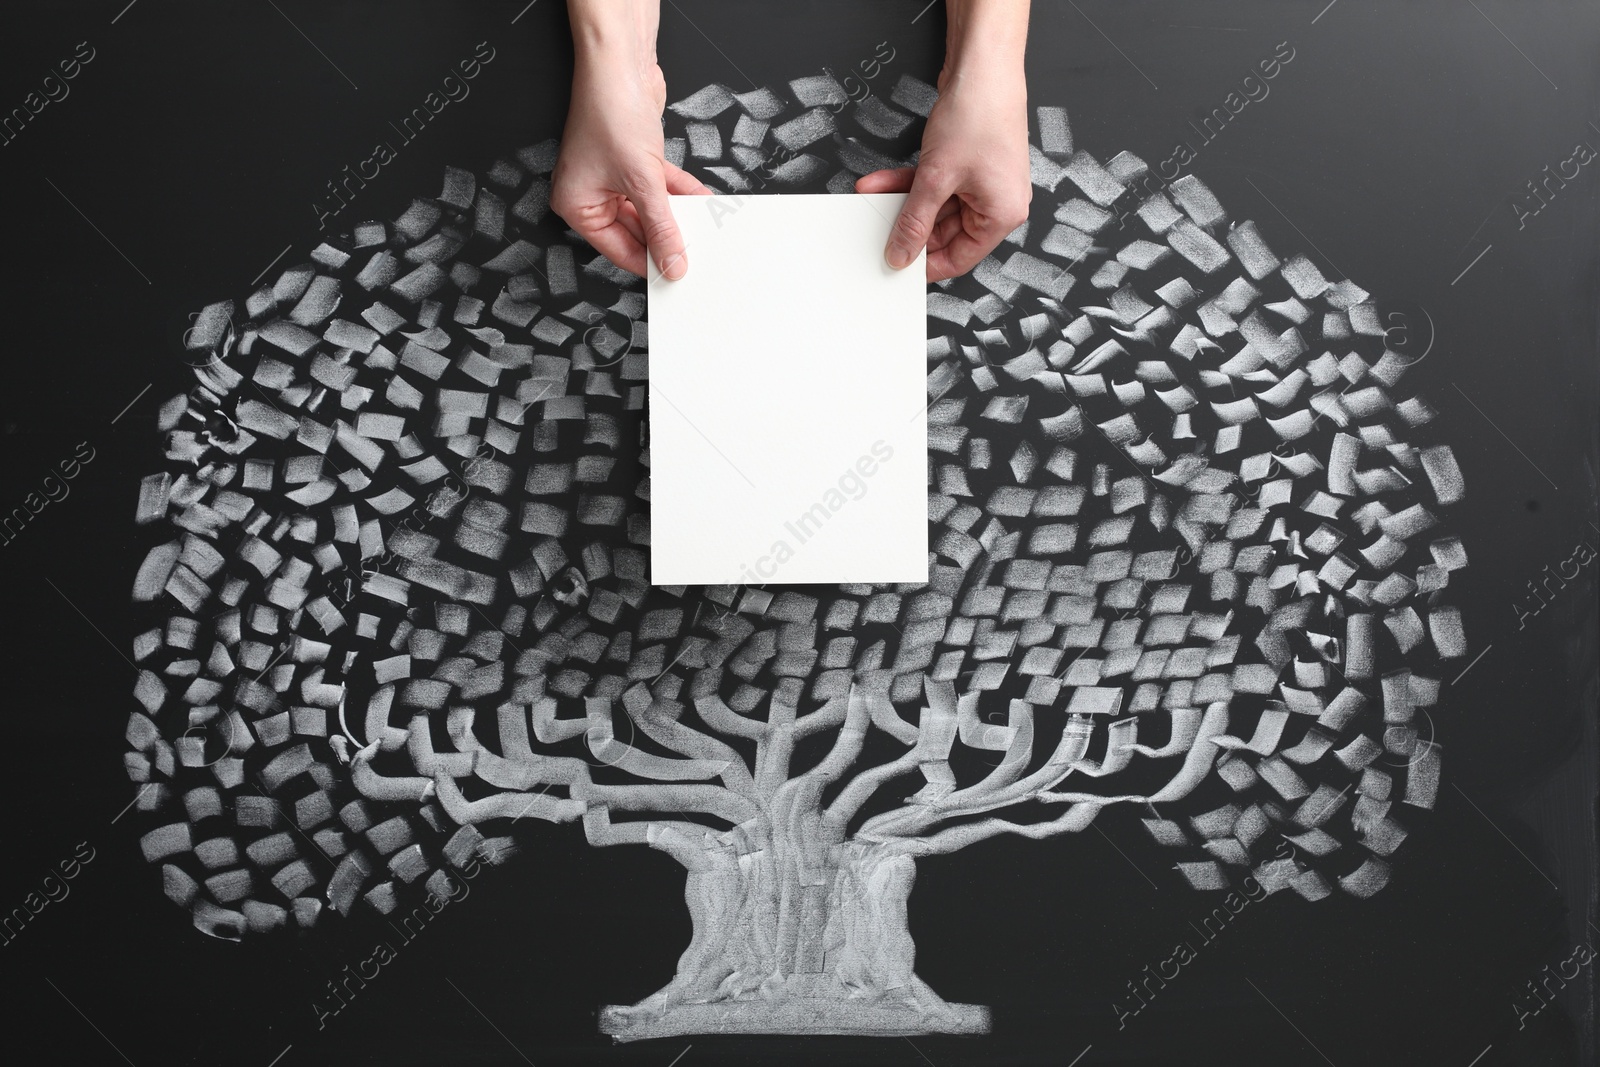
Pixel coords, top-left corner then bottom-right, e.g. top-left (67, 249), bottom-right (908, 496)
top-left (627, 167), bottom-right (688, 281)
top-left (885, 168), bottom-right (950, 270)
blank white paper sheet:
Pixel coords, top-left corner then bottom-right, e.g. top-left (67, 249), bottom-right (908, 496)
top-left (648, 193), bottom-right (927, 586)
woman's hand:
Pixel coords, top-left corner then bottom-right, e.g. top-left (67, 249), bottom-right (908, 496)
top-left (857, 0), bottom-right (1032, 282)
top-left (552, 0), bottom-right (710, 281)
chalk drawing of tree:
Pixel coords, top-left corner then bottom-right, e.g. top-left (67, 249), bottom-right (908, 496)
top-left (125, 72), bottom-right (1467, 1039)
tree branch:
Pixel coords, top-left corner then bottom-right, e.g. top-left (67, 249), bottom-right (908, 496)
top-left (580, 803), bottom-right (731, 871)
top-left (530, 694), bottom-right (588, 744)
top-left (858, 698), bottom-right (1036, 840)
top-left (890, 799), bottom-right (1106, 858)
top-left (433, 700), bottom-right (591, 792)
top-left (362, 683), bottom-right (408, 750)
top-left (575, 782), bottom-right (761, 828)
top-left (1040, 701), bottom-right (1232, 806)
top-left (351, 742), bottom-right (435, 802)
top-left (822, 748), bottom-right (921, 842)
top-left (433, 773), bottom-right (585, 824)
top-left (803, 686), bottom-right (870, 786)
top-left (825, 678), bottom-right (953, 838)
top-left (753, 686), bottom-right (799, 799)
top-left (1127, 705), bottom-right (1205, 757)
top-left (406, 714), bottom-right (474, 777)
top-left (793, 691), bottom-right (850, 740)
top-left (584, 697), bottom-right (732, 781)
top-left (621, 683), bottom-right (757, 798)
top-left (693, 693), bottom-right (768, 741)
top-left (865, 689), bottom-right (920, 745)
top-left (854, 699), bottom-right (1231, 846)
top-left (473, 700), bottom-right (591, 790)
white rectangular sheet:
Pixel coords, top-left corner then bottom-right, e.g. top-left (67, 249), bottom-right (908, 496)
top-left (648, 193), bottom-right (927, 586)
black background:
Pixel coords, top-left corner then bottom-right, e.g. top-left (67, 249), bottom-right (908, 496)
top-left (0, 2), bottom-right (1595, 1065)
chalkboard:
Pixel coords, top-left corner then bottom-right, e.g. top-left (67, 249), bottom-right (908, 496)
top-left (0, 3), bottom-right (1594, 1066)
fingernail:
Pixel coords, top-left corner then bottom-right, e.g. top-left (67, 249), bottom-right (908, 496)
top-left (885, 244), bottom-right (910, 270)
top-left (660, 252), bottom-right (685, 280)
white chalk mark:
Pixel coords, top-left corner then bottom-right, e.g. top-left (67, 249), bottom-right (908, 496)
top-left (111, 382), bottom-right (153, 425)
top-left (1451, 784), bottom-right (1561, 892)
top-left (652, 642), bottom-right (691, 684)
top-left (666, 1045), bottom-right (694, 1067)
top-left (256, 784), bottom-right (338, 865)
top-left (1067, 1045), bottom-right (1094, 1067)
top-left (509, 378), bottom-right (557, 422)
top-left (911, 0), bottom-right (938, 23)
top-left (1450, 644), bottom-right (1493, 685)
top-left (1465, 1045), bottom-right (1493, 1067)
top-left (111, 74), bottom-right (1486, 1038)
top-left (1306, 784), bottom-right (1352, 826)
top-left (1450, 382), bottom-right (1559, 490)
top-left (904, 1037), bottom-right (936, 1067)
top-left (510, 0), bottom-right (540, 24)
top-left (111, 0), bottom-right (140, 24)
top-left (446, 978), bottom-right (536, 1066)
top-left (468, 602), bottom-right (524, 653)
top-left (251, 641), bottom-right (294, 684)
top-left (250, 243), bottom-right (294, 287)
top-left (1464, 0), bottom-right (1558, 91)
top-left (266, 1045), bottom-right (293, 1067)
top-left (44, 176), bottom-right (152, 285)
top-left (265, 0), bottom-right (360, 90)
top-left (1067, 1), bottom-right (1159, 90)
top-left (1054, 645), bottom-right (1096, 681)
top-left (1244, 978), bottom-right (1337, 1067)
top-left (508, 783), bottom-right (555, 824)
top-left (1311, 0), bottom-right (1338, 24)
top-left (1450, 244), bottom-right (1492, 286)
top-left (45, 979), bottom-right (137, 1067)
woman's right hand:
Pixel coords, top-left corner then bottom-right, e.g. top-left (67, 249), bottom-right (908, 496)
top-left (552, 0), bottom-right (710, 281)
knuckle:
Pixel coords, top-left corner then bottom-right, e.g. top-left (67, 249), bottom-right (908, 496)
top-left (549, 190), bottom-right (578, 217)
top-left (892, 211), bottom-right (929, 245)
top-left (642, 216), bottom-right (678, 246)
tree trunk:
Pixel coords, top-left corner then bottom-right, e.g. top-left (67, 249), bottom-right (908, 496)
top-left (600, 838), bottom-right (990, 1040)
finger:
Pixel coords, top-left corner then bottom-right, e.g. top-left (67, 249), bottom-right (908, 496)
top-left (884, 168), bottom-right (954, 270)
top-left (921, 213), bottom-right (964, 282)
top-left (927, 223), bottom-right (996, 282)
top-left (615, 199), bottom-right (647, 246)
top-left (855, 167), bottom-right (915, 194)
top-left (626, 166), bottom-right (690, 280)
top-left (929, 210), bottom-right (965, 253)
top-left (560, 196), bottom-right (649, 278)
top-left (929, 195), bottom-right (1030, 281)
top-left (664, 160), bottom-right (714, 196)
top-left (581, 217), bottom-right (650, 278)
top-left (927, 222), bottom-right (1002, 282)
